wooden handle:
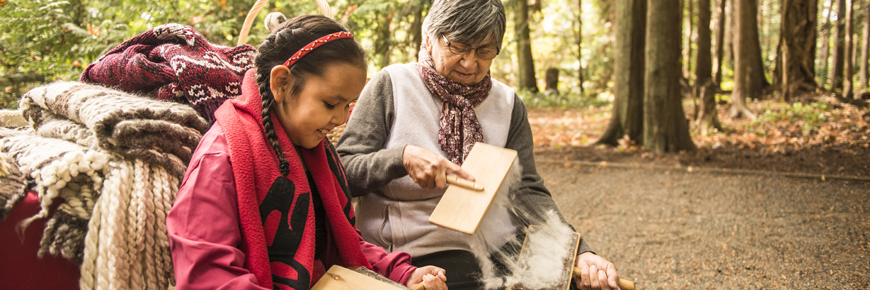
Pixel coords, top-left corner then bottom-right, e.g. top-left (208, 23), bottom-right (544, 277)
top-left (572, 267), bottom-right (635, 290)
top-left (445, 174), bottom-right (484, 191)
top-left (409, 282), bottom-right (425, 290)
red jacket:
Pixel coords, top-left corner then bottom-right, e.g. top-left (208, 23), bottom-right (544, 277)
top-left (166, 122), bottom-right (416, 290)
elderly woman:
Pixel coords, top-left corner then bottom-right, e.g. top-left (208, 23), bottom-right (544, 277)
top-left (337, 0), bottom-right (622, 289)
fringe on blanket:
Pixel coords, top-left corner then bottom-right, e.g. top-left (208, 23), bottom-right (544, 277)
top-left (0, 80), bottom-right (208, 289)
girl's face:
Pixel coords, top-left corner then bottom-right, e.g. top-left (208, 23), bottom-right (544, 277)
top-left (271, 62), bottom-right (365, 149)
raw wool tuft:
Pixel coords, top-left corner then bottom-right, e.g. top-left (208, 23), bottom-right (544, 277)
top-left (469, 158), bottom-right (522, 289)
top-left (20, 81), bottom-right (209, 177)
top-left (0, 151), bottom-right (27, 220)
top-left (467, 158), bottom-right (580, 289)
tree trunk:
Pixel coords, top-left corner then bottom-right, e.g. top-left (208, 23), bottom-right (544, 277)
top-left (844, 0), bottom-right (854, 99)
top-left (713, 0), bottom-right (728, 85)
top-left (772, 0), bottom-right (817, 101)
top-left (516, 0), bottom-right (539, 92)
top-left (830, 0), bottom-right (847, 91)
top-left (725, 0), bottom-right (735, 84)
top-left (598, 0), bottom-right (646, 146)
top-left (685, 0), bottom-right (695, 80)
top-left (644, 0), bottom-right (696, 153)
top-left (731, 0), bottom-right (765, 119)
top-left (820, 0), bottom-right (835, 88)
top-left (375, 8), bottom-right (394, 69)
top-left (861, 2), bottom-right (870, 87)
top-left (411, 0), bottom-right (426, 62)
top-left (577, 0), bottom-right (585, 93)
top-left (696, 0), bottom-right (713, 98)
top-left (545, 68), bottom-right (559, 93)
top-left (695, 0), bottom-right (719, 133)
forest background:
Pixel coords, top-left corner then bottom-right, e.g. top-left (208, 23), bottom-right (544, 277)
top-left (1, 0), bottom-right (869, 171)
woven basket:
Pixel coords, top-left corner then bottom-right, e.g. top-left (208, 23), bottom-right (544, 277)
top-left (238, 0), bottom-right (351, 145)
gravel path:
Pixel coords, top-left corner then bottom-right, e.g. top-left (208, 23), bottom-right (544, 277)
top-left (538, 161), bottom-right (870, 290)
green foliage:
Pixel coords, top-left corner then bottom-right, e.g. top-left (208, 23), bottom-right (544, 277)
top-left (517, 88), bottom-right (610, 109)
top-left (753, 102), bottom-right (831, 134)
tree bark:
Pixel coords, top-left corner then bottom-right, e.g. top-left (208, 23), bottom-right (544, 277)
top-left (820, 0), bottom-right (836, 88)
top-left (772, 0), bottom-right (817, 101)
top-left (731, 0), bottom-right (765, 119)
top-left (861, 2), bottom-right (870, 88)
top-left (410, 0), bottom-right (426, 62)
top-left (598, 0), bottom-right (646, 146)
top-left (577, 0), bottom-right (585, 93)
top-left (844, 0), bottom-right (854, 99)
top-left (695, 0), bottom-right (720, 133)
top-left (685, 0), bottom-right (695, 80)
top-left (830, 0), bottom-right (847, 91)
top-left (516, 0), bottom-right (539, 92)
top-left (713, 0), bottom-right (728, 85)
top-left (644, 0), bottom-right (696, 153)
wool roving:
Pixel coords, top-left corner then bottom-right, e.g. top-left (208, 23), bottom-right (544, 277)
top-left (20, 81), bottom-right (209, 177)
top-left (79, 23), bottom-right (256, 124)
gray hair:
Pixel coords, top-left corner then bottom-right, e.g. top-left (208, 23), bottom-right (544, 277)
top-left (422, 0), bottom-right (506, 51)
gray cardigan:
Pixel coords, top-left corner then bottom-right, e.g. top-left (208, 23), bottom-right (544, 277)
top-left (336, 67), bottom-right (593, 256)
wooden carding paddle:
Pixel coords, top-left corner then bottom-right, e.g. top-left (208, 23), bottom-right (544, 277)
top-left (311, 265), bottom-right (426, 290)
top-left (511, 225), bottom-right (635, 290)
top-left (428, 142), bottom-right (518, 234)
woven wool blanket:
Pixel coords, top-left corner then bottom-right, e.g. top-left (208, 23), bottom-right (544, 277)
top-left (20, 81), bottom-right (209, 177)
top-left (80, 23), bottom-right (256, 124)
top-left (0, 151), bottom-right (26, 220)
top-left (0, 128), bottom-right (177, 289)
top-left (0, 128), bottom-right (110, 261)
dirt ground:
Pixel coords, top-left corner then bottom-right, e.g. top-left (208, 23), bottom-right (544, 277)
top-left (535, 147), bottom-right (870, 289)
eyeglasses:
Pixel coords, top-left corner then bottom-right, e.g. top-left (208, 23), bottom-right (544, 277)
top-left (442, 35), bottom-right (500, 60)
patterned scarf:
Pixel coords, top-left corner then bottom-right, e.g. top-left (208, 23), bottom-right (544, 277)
top-left (418, 42), bottom-right (492, 165)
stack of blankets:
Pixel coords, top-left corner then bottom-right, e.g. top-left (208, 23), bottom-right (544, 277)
top-left (0, 23), bottom-right (254, 290)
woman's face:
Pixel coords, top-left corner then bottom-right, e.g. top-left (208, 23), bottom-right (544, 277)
top-left (272, 62), bottom-right (365, 149)
top-left (427, 34), bottom-right (495, 84)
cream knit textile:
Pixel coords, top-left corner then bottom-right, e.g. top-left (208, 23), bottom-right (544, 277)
top-left (0, 81), bottom-right (208, 289)
top-left (20, 81), bottom-right (209, 177)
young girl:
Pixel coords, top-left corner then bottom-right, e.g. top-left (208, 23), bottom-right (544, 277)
top-left (166, 15), bottom-right (448, 290)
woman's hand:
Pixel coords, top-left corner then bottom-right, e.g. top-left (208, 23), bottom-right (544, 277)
top-left (574, 252), bottom-right (621, 290)
top-left (405, 266), bottom-right (447, 290)
top-left (403, 145), bottom-right (474, 189)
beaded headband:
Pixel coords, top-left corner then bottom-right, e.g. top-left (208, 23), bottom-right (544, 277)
top-left (282, 31), bottom-right (354, 68)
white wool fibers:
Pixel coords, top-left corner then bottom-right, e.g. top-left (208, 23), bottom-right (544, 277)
top-left (467, 157), bottom-right (578, 289)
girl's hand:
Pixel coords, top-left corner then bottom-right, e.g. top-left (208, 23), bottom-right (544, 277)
top-left (405, 266), bottom-right (448, 290)
top-left (402, 145), bottom-right (474, 189)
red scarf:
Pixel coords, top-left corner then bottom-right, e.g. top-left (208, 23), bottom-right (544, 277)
top-left (418, 42), bottom-right (492, 165)
top-left (214, 69), bottom-right (371, 289)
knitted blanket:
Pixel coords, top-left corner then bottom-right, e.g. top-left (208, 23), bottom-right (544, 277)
top-left (20, 81), bottom-right (210, 177)
top-left (0, 127), bottom-right (177, 290)
top-left (80, 23), bottom-right (256, 124)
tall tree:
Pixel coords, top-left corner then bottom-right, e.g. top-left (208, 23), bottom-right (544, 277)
top-left (599, 0), bottom-right (647, 146)
top-left (861, 2), bottom-right (870, 87)
top-left (516, 0), bottom-right (539, 92)
top-left (830, 0), bottom-right (847, 91)
top-left (731, 0), bottom-right (766, 119)
top-left (713, 0), bottom-right (728, 86)
top-left (374, 8), bottom-right (395, 69)
top-left (820, 0), bottom-right (836, 87)
top-left (576, 0), bottom-right (585, 93)
top-left (696, 0), bottom-right (721, 135)
top-left (644, 0), bottom-right (696, 153)
top-left (684, 0), bottom-right (695, 80)
top-left (844, 0), bottom-right (855, 99)
top-left (773, 0), bottom-right (818, 101)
